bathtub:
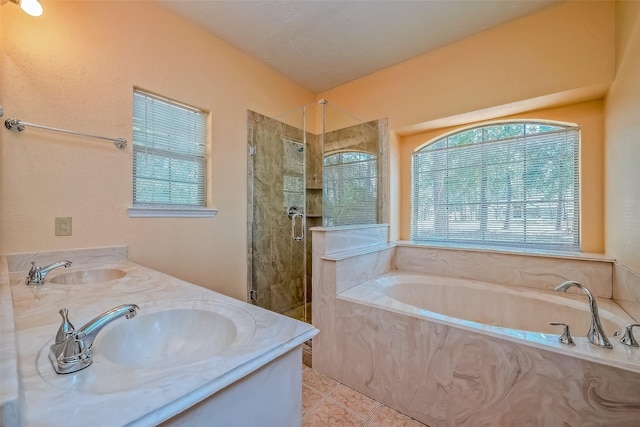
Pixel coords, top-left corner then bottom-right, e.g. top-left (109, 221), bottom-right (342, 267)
top-left (365, 272), bottom-right (630, 338)
top-left (331, 271), bottom-right (640, 426)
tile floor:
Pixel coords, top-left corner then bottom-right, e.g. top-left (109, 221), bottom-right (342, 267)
top-left (302, 365), bottom-right (428, 427)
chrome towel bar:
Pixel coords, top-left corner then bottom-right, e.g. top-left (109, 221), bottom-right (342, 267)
top-left (4, 118), bottom-right (127, 149)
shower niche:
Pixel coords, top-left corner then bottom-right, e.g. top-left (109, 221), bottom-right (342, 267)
top-left (247, 101), bottom-right (388, 324)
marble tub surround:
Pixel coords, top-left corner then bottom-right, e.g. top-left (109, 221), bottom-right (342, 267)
top-left (3, 247), bottom-right (318, 426)
top-left (341, 271), bottom-right (640, 374)
top-left (312, 228), bottom-right (640, 426)
top-left (312, 224), bottom-right (390, 257)
top-left (311, 225), bottom-right (395, 383)
top-left (395, 242), bottom-right (614, 298)
top-left (332, 296), bottom-right (640, 426)
top-left (613, 263), bottom-right (640, 320)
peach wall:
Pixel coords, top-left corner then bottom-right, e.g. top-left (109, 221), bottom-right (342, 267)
top-left (0, 3), bottom-right (4, 256)
top-left (317, 0), bottom-right (614, 248)
top-left (605, 1), bottom-right (640, 273)
top-left (398, 101), bottom-right (605, 253)
top-left (317, 1), bottom-right (614, 131)
top-left (0, 1), bottom-right (314, 300)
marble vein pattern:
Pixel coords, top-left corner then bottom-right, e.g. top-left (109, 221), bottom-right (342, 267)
top-left (2, 247), bottom-right (318, 426)
top-left (395, 243), bottom-right (614, 298)
top-left (331, 297), bottom-right (640, 426)
top-left (311, 224), bottom-right (390, 256)
top-left (312, 228), bottom-right (640, 427)
top-left (248, 110), bottom-right (309, 315)
top-left (613, 263), bottom-right (640, 320)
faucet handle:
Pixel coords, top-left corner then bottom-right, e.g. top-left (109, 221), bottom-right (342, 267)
top-left (614, 323), bottom-right (640, 347)
top-left (55, 308), bottom-right (76, 344)
top-left (550, 322), bottom-right (575, 345)
top-left (28, 261), bottom-right (38, 274)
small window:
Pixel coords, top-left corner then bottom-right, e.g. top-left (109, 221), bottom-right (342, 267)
top-left (324, 151), bottom-right (378, 226)
top-left (411, 121), bottom-right (580, 252)
top-left (129, 90), bottom-right (215, 218)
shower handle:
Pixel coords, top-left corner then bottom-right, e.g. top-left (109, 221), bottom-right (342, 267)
top-left (288, 207), bottom-right (304, 241)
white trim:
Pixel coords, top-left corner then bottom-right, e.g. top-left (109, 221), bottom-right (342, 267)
top-left (128, 206), bottom-right (218, 218)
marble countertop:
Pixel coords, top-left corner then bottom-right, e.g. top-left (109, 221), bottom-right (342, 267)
top-left (1, 247), bottom-right (318, 427)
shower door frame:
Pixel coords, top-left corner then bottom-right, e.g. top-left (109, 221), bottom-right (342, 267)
top-left (246, 109), bottom-right (310, 323)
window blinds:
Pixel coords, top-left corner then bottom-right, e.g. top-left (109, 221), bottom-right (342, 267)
top-left (324, 152), bottom-right (378, 226)
top-left (133, 91), bottom-right (207, 207)
top-left (411, 123), bottom-right (580, 252)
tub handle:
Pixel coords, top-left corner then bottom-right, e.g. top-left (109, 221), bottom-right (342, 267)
top-left (614, 324), bottom-right (640, 347)
top-left (550, 322), bottom-right (575, 346)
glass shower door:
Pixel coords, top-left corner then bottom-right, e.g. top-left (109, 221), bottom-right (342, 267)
top-left (247, 110), bottom-right (309, 323)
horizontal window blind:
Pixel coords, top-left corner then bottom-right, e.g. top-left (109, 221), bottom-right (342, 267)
top-left (412, 122), bottom-right (580, 252)
top-left (324, 152), bottom-right (378, 226)
top-left (133, 91), bottom-right (207, 207)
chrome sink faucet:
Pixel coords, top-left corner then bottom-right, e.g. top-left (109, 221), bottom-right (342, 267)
top-left (555, 281), bottom-right (612, 349)
top-left (26, 260), bottom-right (72, 285)
top-left (48, 304), bottom-right (139, 374)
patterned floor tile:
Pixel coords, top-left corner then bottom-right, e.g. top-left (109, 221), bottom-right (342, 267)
top-left (302, 399), bottom-right (367, 427)
top-left (329, 384), bottom-right (380, 418)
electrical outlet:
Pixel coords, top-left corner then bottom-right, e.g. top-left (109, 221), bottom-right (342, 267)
top-left (55, 217), bottom-right (72, 236)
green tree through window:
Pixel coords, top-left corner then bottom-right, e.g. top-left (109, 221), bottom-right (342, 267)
top-left (411, 121), bottom-right (580, 252)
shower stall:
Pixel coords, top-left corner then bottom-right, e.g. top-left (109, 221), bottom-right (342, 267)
top-left (247, 101), bottom-right (388, 324)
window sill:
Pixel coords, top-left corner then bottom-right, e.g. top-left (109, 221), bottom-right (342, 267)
top-left (128, 206), bottom-right (218, 218)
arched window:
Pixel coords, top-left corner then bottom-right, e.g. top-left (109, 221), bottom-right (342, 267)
top-left (411, 121), bottom-right (580, 252)
top-left (324, 151), bottom-right (378, 226)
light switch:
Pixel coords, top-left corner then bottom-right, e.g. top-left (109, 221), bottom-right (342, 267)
top-left (55, 217), bottom-right (72, 236)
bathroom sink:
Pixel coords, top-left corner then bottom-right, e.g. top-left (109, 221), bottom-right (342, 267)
top-left (36, 299), bottom-right (258, 394)
top-left (98, 308), bottom-right (238, 368)
top-left (49, 268), bottom-right (126, 284)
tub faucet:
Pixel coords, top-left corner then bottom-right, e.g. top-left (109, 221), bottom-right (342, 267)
top-left (48, 304), bottom-right (139, 374)
top-left (554, 281), bottom-right (612, 349)
top-left (26, 260), bottom-right (72, 285)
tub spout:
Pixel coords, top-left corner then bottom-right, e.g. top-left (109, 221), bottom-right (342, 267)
top-left (554, 281), bottom-right (612, 349)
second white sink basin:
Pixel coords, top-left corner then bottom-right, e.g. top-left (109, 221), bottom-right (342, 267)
top-left (49, 268), bottom-right (126, 285)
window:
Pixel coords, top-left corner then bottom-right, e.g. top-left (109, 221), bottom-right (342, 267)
top-left (411, 121), bottom-right (580, 252)
top-left (324, 151), bottom-right (378, 226)
top-left (129, 90), bottom-right (215, 218)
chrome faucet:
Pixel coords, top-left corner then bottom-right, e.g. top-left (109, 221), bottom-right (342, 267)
top-left (48, 304), bottom-right (139, 374)
top-left (554, 281), bottom-right (612, 349)
top-left (26, 260), bottom-right (72, 285)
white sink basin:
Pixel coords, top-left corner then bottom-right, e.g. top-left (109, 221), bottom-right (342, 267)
top-left (99, 308), bottom-right (237, 368)
top-left (49, 268), bottom-right (126, 284)
top-left (36, 299), bottom-right (257, 394)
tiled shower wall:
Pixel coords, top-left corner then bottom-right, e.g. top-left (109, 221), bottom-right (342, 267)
top-left (248, 110), bottom-right (309, 314)
top-left (248, 110), bottom-right (388, 317)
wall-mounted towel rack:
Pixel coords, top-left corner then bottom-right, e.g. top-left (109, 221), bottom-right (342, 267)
top-left (4, 118), bottom-right (127, 149)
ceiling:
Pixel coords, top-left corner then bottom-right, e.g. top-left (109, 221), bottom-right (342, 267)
top-left (158, 0), bottom-right (560, 93)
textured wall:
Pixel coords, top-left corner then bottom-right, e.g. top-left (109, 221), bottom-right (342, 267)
top-left (605, 1), bottom-right (640, 274)
top-left (0, 1), bottom-right (314, 300)
top-left (317, 1), bottom-right (615, 131)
